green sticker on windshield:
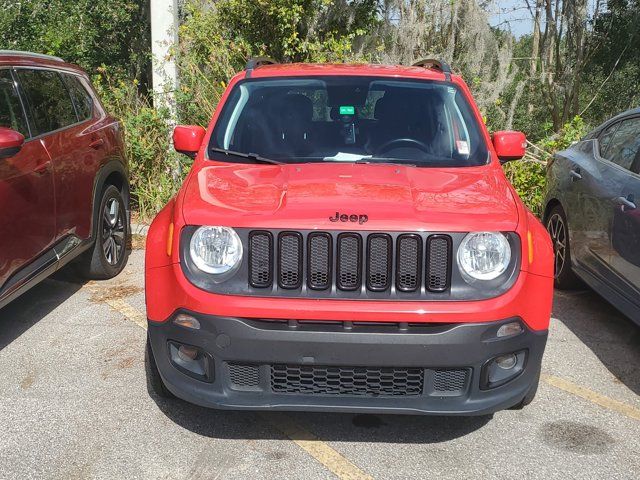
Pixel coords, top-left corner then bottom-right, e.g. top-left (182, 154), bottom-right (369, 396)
top-left (339, 105), bottom-right (355, 115)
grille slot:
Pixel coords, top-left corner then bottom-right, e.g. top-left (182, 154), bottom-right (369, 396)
top-left (337, 234), bottom-right (362, 291)
top-left (228, 363), bottom-right (261, 388)
top-left (307, 233), bottom-right (332, 290)
top-left (271, 364), bottom-right (424, 396)
top-left (426, 235), bottom-right (451, 292)
top-left (249, 232), bottom-right (272, 288)
top-left (366, 234), bottom-right (392, 291)
top-left (396, 234), bottom-right (421, 292)
top-left (278, 232), bottom-right (303, 289)
top-left (432, 369), bottom-right (468, 394)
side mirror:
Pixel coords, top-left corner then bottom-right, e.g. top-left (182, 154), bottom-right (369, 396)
top-left (493, 130), bottom-right (527, 163)
top-left (173, 125), bottom-right (206, 158)
top-left (0, 127), bottom-right (25, 159)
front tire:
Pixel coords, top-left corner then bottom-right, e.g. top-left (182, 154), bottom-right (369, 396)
top-left (145, 334), bottom-right (175, 399)
top-left (546, 205), bottom-right (581, 290)
top-left (77, 184), bottom-right (129, 280)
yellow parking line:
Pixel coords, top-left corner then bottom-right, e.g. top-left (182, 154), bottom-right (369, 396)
top-left (91, 288), bottom-right (372, 479)
top-left (542, 373), bottom-right (640, 421)
top-left (259, 413), bottom-right (373, 480)
top-left (103, 297), bottom-right (148, 330)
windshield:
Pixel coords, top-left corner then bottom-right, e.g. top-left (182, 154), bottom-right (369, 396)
top-left (209, 76), bottom-right (488, 167)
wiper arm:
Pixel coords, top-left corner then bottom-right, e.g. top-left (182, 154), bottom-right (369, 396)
top-left (209, 147), bottom-right (283, 165)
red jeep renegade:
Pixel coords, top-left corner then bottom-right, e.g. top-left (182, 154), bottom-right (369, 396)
top-left (145, 59), bottom-right (553, 415)
top-left (0, 51), bottom-right (130, 310)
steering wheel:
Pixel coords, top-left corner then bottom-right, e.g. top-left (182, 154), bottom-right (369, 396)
top-left (375, 138), bottom-right (430, 155)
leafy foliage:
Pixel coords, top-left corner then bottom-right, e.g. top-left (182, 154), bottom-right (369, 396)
top-left (1, 0), bottom-right (638, 219)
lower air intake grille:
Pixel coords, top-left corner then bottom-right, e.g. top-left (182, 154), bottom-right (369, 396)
top-left (228, 363), bottom-right (260, 388)
top-left (271, 364), bottom-right (424, 396)
top-left (432, 369), bottom-right (468, 393)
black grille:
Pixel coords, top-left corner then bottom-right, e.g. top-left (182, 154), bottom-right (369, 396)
top-left (278, 232), bottom-right (302, 289)
top-left (308, 233), bottom-right (331, 290)
top-left (246, 230), bottom-right (453, 297)
top-left (367, 235), bottom-right (391, 291)
top-left (249, 232), bottom-right (272, 288)
top-left (271, 364), bottom-right (424, 396)
top-left (426, 236), bottom-right (451, 292)
top-left (228, 363), bottom-right (260, 387)
top-left (337, 234), bottom-right (362, 290)
top-left (396, 235), bottom-right (421, 292)
top-left (432, 369), bottom-right (468, 393)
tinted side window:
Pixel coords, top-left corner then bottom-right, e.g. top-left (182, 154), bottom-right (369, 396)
top-left (17, 69), bottom-right (78, 135)
top-left (0, 70), bottom-right (29, 137)
top-left (598, 122), bottom-right (619, 158)
top-left (63, 74), bottom-right (93, 121)
top-left (605, 118), bottom-right (640, 171)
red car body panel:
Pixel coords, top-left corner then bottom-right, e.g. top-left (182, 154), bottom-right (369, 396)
top-left (146, 63), bottom-right (554, 331)
top-left (145, 61), bottom-right (554, 414)
top-left (0, 52), bottom-right (127, 299)
top-left (0, 137), bottom-right (55, 285)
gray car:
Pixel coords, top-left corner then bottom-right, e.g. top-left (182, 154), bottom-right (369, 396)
top-left (544, 108), bottom-right (640, 325)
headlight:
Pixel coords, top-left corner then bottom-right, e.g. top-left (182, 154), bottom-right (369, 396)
top-left (457, 232), bottom-right (511, 281)
top-left (189, 226), bottom-right (243, 275)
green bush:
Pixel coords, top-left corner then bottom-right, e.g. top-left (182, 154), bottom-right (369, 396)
top-left (502, 115), bottom-right (588, 217)
top-left (94, 73), bottom-right (187, 220)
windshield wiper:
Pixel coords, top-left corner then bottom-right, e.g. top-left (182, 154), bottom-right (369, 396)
top-left (209, 147), bottom-right (283, 165)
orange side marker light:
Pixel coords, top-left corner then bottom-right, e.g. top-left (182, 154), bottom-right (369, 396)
top-left (527, 230), bottom-right (534, 264)
top-left (167, 223), bottom-right (174, 257)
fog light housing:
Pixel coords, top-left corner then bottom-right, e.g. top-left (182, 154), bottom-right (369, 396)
top-left (481, 350), bottom-right (527, 390)
top-left (168, 341), bottom-right (213, 382)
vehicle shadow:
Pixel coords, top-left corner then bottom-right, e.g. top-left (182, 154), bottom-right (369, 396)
top-left (552, 289), bottom-right (640, 396)
top-left (150, 392), bottom-right (492, 444)
top-left (0, 270), bottom-right (85, 351)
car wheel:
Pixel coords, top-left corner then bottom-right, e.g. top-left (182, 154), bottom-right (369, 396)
top-left (546, 205), bottom-right (581, 290)
top-left (77, 184), bottom-right (130, 280)
top-left (145, 334), bottom-right (175, 399)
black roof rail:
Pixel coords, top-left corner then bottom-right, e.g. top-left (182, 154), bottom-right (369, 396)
top-left (0, 50), bottom-right (65, 63)
top-left (412, 58), bottom-right (452, 80)
top-left (245, 57), bottom-right (278, 78)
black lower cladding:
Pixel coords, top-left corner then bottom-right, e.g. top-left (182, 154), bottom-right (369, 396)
top-left (148, 314), bottom-right (547, 415)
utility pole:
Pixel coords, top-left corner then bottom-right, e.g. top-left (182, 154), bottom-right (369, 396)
top-left (150, 0), bottom-right (179, 116)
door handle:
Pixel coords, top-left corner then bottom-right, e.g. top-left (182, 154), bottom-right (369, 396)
top-left (615, 195), bottom-right (636, 210)
top-left (569, 167), bottom-right (582, 181)
top-left (89, 138), bottom-right (104, 149)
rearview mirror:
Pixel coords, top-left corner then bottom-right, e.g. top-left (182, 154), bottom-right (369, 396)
top-left (493, 131), bottom-right (526, 163)
top-left (0, 127), bottom-right (25, 159)
top-left (173, 125), bottom-right (206, 158)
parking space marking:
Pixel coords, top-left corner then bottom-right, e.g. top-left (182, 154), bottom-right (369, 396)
top-left (259, 413), bottom-right (373, 480)
top-left (92, 288), bottom-right (372, 479)
top-left (542, 374), bottom-right (640, 421)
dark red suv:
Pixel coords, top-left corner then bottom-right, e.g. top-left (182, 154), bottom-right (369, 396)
top-left (0, 51), bottom-right (130, 309)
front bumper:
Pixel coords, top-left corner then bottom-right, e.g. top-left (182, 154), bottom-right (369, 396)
top-left (148, 314), bottom-right (547, 415)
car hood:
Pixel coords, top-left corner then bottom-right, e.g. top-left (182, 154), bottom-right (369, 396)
top-left (181, 162), bottom-right (519, 232)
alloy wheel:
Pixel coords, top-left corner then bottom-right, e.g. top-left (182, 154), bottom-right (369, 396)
top-left (102, 197), bottom-right (125, 266)
top-left (547, 213), bottom-right (567, 278)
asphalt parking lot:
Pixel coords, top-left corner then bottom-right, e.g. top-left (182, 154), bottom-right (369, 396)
top-left (0, 249), bottom-right (639, 479)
